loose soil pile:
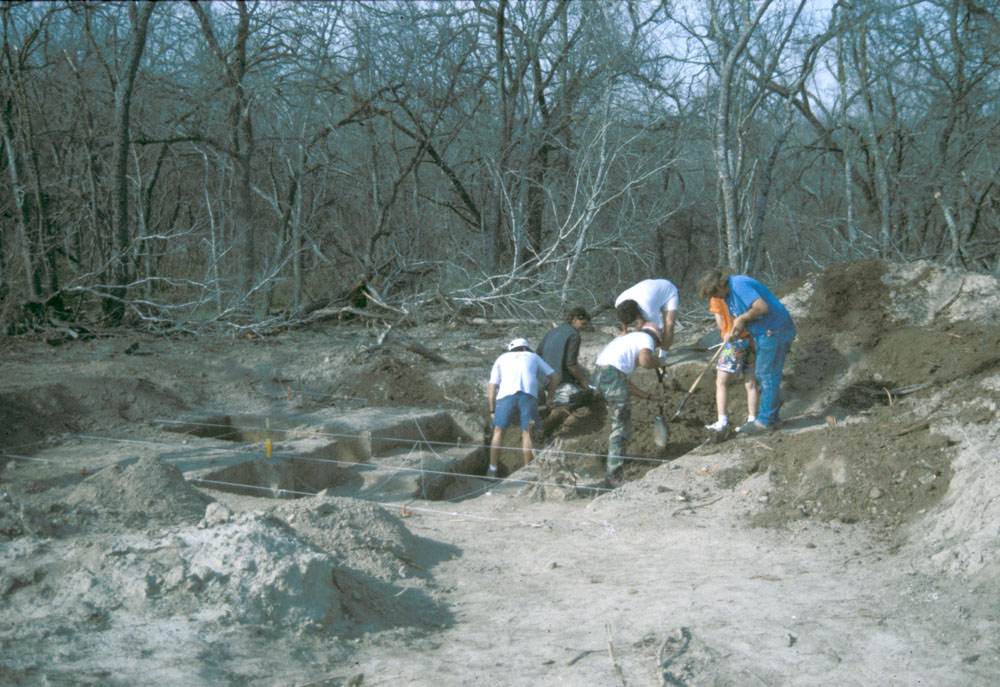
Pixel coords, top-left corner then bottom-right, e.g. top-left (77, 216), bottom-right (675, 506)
top-left (64, 454), bottom-right (213, 527)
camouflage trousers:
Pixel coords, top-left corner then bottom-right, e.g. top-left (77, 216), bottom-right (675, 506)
top-left (595, 365), bottom-right (631, 475)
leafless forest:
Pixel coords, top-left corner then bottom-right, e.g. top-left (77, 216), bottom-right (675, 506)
top-left (2, 0), bottom-right (999, 337)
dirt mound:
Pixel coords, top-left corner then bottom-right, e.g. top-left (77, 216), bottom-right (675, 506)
top-left (743, 407), bottom-right (953, 530)
top-left (169, 511), bottom-right (343, 628)
top-left (1, 501), bottom-right (448, 643)
top-left (0, 511), bottom-right (344, 631)
top-left (339, 352), bottom-right (446, 407)
top-left (522, 442), bottom-right (590, 500)
top-left (534, 373), bottom-right (735, 484)
top-left (909, 418), bottom-right (1000, 581)
top-left (0, 387), bottom-right (81, 455)
top-left (738, 260), bottom-right (1000, 528)
top-left (788, 260), bottom-right (1000, 401)
top-left (275, 494), bottom-right (428, 582)
top-left (734, 260), bottom-right (1000, 534)
top-left (64, 454), bottom-right (213, 526)
top-left (0, 377), bottom-right (186, 455)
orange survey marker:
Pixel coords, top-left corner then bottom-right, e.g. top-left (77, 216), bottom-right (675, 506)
top-left (286, 386), bottom-right (292, 401)
top-left (401, 505), bottom-right (413, 517)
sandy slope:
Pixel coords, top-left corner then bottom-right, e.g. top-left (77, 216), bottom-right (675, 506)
top-left (2, 258), bottom-right (999, 686)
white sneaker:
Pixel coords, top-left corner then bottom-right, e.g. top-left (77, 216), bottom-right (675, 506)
top-left (705, 419), bottom-right (729, 432)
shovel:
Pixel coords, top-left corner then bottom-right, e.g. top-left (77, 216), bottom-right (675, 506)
top-left (662, 344), bottom-right (725, 439)
top-left (653, 367), bottom-right (669, 448)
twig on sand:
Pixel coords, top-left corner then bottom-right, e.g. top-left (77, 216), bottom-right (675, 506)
top-left (934, 277), bottom-right (965, 317)
top-left (672, 495), bottom-right (724, 517)
top-left (893, 402), bottom-right (944, 436)
top-left (605, 623), bottom-right (628, 687)
top-left (657, 627), bottom-right (691, 687)
top-left (566, 649), bottom-right (599, 666)
top-left (298, 671), bottom-right (365, 686)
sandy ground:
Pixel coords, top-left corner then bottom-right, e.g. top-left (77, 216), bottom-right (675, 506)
top-left (2, 258), bottom-right (1000, 686)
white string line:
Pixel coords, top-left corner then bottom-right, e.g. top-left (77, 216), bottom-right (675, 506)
top-left (0, 435), bottom-right (77, 454)
top-left (184, 477), bottom-right (505, 523)
top-left (73, 433), bottom-right (256, 453)
top-left (408, 413), bottom-right (446, 502)
top-left (262, 386), bottom-right (368, 403)
top-left (0, 451), bottom-right (69, 465)
top-left (62, 431), bottom-right (618, 496)
top-left (150, 418), bottom-right (677, 467)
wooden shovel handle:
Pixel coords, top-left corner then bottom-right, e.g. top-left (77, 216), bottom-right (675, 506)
top-left (685, 344), bottom-right (725, 394)
top-left (668, 345), bottom-right (725, 420)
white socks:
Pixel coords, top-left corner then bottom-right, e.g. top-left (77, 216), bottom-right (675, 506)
top-left (705, 415), bottom-right (729, 431)
top-left (706, 414), bottom-right (756, 430)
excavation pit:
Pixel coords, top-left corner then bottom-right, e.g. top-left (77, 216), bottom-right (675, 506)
top-left (166, 407), bottom-right (490, 502)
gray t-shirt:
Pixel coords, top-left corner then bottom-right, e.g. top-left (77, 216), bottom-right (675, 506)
top-left (537, 324), bottom-right (581, 385)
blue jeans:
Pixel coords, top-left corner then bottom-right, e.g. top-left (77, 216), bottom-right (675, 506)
top-left (753, 320), bottom-right (796, 426)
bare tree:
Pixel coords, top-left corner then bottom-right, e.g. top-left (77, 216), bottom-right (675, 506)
top-left (4, 0), bottom-right (1000, 338)
top-left (0, 3), bottom-right (67, 328)
top-left (189, 0), bottom-right (257, 310)
top-left (706, 0), bottom-right (776, 271)
top-left (102, 1), bottom-right (156, 324)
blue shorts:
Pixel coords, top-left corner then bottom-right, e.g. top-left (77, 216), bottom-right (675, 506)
top-left (493, 392), bottom-right (540, 431)
top-left (717, 338), bottom-right (755, 374)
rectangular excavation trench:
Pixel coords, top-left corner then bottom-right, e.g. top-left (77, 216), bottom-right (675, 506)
top-left (161, 408), bottom-right (491, 502)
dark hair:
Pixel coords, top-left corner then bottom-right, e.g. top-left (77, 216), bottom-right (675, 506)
top-left (697, 267), bottom-right (730, 299)
top-left (615, 300), bottom-right (641, 326)
top-left (565, 307), bottom-right (591, 324)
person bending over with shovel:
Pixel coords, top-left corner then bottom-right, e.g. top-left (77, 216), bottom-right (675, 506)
top-left (487, 338), bottom-right (559, 480)
top-left (697, 268), bottom-right (796, 435)
top-left (614, 278), bottom-right (678, 353)
top-left (593, 322), bottom-right (666, 489)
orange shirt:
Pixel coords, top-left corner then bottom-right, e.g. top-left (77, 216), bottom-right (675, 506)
top-left (710, 297), bottom-right (750, 342)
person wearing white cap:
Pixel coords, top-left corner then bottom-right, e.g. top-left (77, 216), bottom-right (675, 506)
top-left (486, 338), bottom-right (559, 478)
top-left (593, 321), bottom-right (666, 489)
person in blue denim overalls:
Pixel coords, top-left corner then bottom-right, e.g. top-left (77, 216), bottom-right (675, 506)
top-left (697, 268), bottom-right (796, 435)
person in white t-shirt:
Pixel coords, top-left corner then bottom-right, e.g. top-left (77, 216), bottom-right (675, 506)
top-left (593, 321), bottom-right (666, 488)
top-left (614, 278), bottom-right (679, 352)
top-left (486, 338), bottom-right (559, 479)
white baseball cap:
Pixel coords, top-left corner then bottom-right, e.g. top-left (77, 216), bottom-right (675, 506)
top-left (507, 338), bottom-right (531, 351)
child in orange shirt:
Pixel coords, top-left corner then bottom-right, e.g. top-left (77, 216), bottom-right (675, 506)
top-left (706, 297), bottom-right (760, 432)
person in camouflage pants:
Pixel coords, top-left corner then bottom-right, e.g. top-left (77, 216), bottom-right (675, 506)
top-left (595, 365), bottom-right (631, 479)
top-left (592, 321), bottom-right (665, 489)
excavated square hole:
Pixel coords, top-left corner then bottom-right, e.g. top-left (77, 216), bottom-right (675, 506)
top-left (164, 410), bottom-right (488, 501)
top-left (194, 455), bottom-right (361, 499)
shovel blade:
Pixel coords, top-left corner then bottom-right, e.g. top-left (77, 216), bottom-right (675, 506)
top-left (654, 414), bottom-right (669, 447)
